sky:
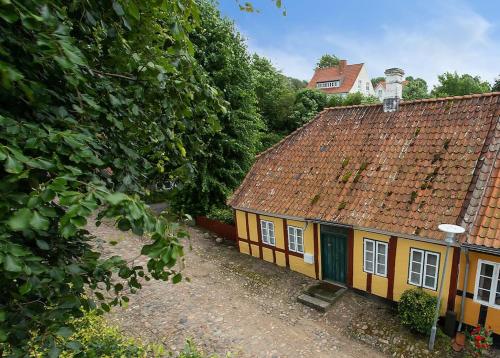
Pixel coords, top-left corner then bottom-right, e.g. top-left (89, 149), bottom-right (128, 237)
top-left (218, 0), bottom-right (500, 87)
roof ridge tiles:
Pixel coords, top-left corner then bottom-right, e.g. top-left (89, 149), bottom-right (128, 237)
top-left (320, 92), bottom-right (500, 111)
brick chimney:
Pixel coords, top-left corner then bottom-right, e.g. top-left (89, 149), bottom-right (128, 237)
top-left (383, 68), bottom-right (404, 112)
top-left (338, 59), bottom-right (347, 73)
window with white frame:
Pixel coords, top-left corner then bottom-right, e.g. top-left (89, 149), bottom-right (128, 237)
top-left (474, 260), bottom-right (500, 308)
top-left (288, 226), bottom-right (304, 254)
top-left (316, 80), bottom-right (340, 89)
top-left (366, 82), bottom-right (370, 91)
top-left (408, 248), bottom-right (440, 290)
top-left (260, 220), bottom-right (275, 246)
top-left (363, 239), bottom-right (388, 277)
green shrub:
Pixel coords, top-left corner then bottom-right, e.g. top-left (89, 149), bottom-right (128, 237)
top-left (206, 206), bottom-right (234, 225)
top-left (398, 288), bottom-right (438, 334)
top-left (23, 311), bottom-right (163, 357)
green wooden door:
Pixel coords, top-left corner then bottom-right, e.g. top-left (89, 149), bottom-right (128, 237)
top-left (320, 226), bottom-right (348, 283)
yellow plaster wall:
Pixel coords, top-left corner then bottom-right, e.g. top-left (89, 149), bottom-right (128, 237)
top-left (289, 255), bottom-right (316, 278)
top-left (235, 210), bottom-right (247, 240)
top-left (239, 241), bottom-right (250, 255)
top-left (261, 215), bottom-right (284, 249)
top-left (455, 251), bottom-right (500, 333)
top-left (262, 247), bottom-right (273, 263)
top-left (250, 244), bottom-right (259, 258)
top-left (248, 213), bottom-right (258, 243)
top-left (393, 239), bottom-right (453, 315)
top-left (276, 252), bottom-right (286, 267)
top-left (352, 230), bottom-right (390, 297)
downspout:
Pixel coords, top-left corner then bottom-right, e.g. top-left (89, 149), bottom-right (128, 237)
top-left (458, 247), bottom-right (470, 331)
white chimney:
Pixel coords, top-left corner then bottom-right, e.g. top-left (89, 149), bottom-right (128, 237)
top-left (383, 68), bottom-right (404, 112)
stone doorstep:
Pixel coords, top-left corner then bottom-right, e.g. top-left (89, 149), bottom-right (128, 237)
top-left (297, 294), bottom-right (331, 312)
top-left (311, 287), bottom-right (347, 304)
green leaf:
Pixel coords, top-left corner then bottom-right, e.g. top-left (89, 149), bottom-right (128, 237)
top-left (7, 208), bottom-right (32, 231)
top-left (4, 255), bottom-right (22, 272)
top-left (0, 328), bottom-right (7, 342)
top-left (30, 211), bottom-right (50, 230)
top-left (4, 155), bottom-right (23, 173)
top-left (65, 340), bottom-right (82, 352)
top-left (107, 192), bottom-right (128, 205)
top-left (36, 239), bottom-right (50, 250)
top-left (112, 1), bottom-right (125, 16)
top-left (172, 273), bottom-right (182, 284)
top-left (56, 326), bottom-right (73, 338)
top-left (128, 1), bottom-right (140, 20)
top-left (0, 311), bottom-right (6, 321)
top-left (48, 346), bottom-right (60, 358)
top-left (19, 281), bottom-right (32, 295)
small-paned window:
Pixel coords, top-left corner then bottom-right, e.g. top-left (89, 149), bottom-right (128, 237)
top-left (474, 260), bottom-right (500, 308)
top-left (408, 248), bottom-right (440, 290)
top-left (363, 239), bottom-right (388, 277)
top-left (288, 226), bottom-right (304, 254)
top-left (316, 80), bottom-right (340, 89)
top-left (260, 220), bottom-right (275, 246)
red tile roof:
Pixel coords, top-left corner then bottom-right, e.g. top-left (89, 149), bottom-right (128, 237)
top-left (229, 93), bottom-right (500, 248)
top-left (461, 115), bottom-right (500, 249)
top-left (306, 63), bottom-right (364, 94)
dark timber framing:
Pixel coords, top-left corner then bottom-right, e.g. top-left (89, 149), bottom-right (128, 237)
top-left (283, 219), bottom-right (290, 268)
top-left (387, 236), bottom-right (398, 300)
top-left (245, 212), bottom-right (252, 256)
top-left (256, 214), bottom-right (264, 259)
top-left (347, 228), bottom-right (354, 287)
top-left (366, 273), bottom-right (373, 293)
top-left (313, 223), bottom-right (319, 279)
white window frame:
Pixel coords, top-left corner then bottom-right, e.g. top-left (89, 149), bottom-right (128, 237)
top-left (363, 239), bottom-right (388, 277)
top-left (408, 248), bottom-right (440, 290)
top-left (473, 259), bottom-right (500, 309)
top-left (408, 248), bottom-right (424, 286)
top-left (260, 220), bottom-right (275, 246)
top-left (288, 226), bottom-right (304, 254)
top-left (316, 80), bottom-right (340, 89)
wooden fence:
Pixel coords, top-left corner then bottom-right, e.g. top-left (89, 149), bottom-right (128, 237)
top-left (195, 216), bottom-right (237, 241)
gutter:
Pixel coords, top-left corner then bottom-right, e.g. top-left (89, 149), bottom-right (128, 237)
top-left (462, 243), bottom-right (500, 256)
top-left (458, 247), bottom-right (470, 331)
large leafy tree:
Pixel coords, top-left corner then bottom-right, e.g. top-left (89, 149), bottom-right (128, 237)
top-left (315, 54), bottom-right (340, 69)
top-left (492, 76), bottom-right (500, 92)
top-left (0, 0), bottom-right (224, 354)
top-left (288, 89), bottom-right (328, 130)
top-left (171, 1), bottom-right (263, 215)
top-left (403, 76), bottom-right (429, 100)
top-left (251, 54), bottom-right (295, 133)
top-left (431, 72), bottom-right (491, 97)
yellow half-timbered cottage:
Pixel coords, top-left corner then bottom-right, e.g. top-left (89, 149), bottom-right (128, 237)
top-left (228, 69), bottom-right (500, 338)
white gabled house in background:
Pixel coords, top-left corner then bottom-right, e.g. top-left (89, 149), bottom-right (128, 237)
top-left (306, 60), bottom-right (375, 97)
top-left (374, 79), bottom-right (409, 101)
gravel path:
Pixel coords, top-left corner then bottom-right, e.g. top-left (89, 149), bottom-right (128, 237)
top-left (90, 222), bottom-right (384, 358)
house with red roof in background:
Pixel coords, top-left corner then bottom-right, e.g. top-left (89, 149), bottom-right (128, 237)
top-left (229, 67), bottom-right (500, 340)
top-left (307, 59), bottom-right (375, 97)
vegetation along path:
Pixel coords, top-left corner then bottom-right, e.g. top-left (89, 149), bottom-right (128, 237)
top-left (91, 221), bottom-right (384, 358)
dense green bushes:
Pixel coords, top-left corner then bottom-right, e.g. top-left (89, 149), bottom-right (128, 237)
top-left (398, 288), bottom-right (438, 334)
top-left (0, 0), bottom-right (220, 353)
top-left (206, 206), bottom-right (234, 225)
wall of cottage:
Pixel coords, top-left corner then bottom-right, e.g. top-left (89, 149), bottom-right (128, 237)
top-left (234, 209), bottom-right (499, 333)
top-left (455, 251), bottom-right (500, 333)
top-left (235, 210), bottom-right (317, 278)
